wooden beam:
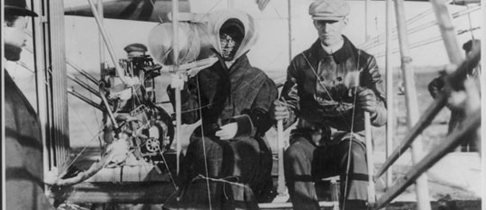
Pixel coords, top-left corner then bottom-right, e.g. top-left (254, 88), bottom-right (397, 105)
top-left (373, 109), bottom-right (481, 210)
top-left (393, 0), bottom-right (431, 208)
top-left (374, 47), bottom-right (481, 179)
top-left (430, 0), bottom-right (464, 65)
top-left (49, 0), bottom-right (70, 171)
top-left (384, 0), bottom-right (394, 189)
top-left (59, 182), bottom-right (176, 204)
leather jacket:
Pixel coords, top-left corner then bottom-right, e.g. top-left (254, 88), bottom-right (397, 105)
top-left (281, 36), bottom-right (387, 140)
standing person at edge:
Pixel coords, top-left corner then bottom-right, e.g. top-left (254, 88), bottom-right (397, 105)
top-left (4, 0), bottom-right (56, 209)
top-left (165, 9), bottom-right (277, 209)
top-left (428, 39), bottom-right (481, 152)
top-left (271, 0), bottom-right (387, 209)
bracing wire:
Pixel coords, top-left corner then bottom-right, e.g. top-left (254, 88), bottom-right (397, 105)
top-left (195, 75), bottom-right (213, 210)
top-left (342, 51), bottom-right (361, 210)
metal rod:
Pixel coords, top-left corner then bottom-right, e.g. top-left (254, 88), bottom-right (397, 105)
top-left (374, 32), bottom-right (481, 180)
top-left (67, 74), bottom-right (102, 99)
top-left (360, 5), bottom-right (480, 50)
top-left (87, 0), bottom-right (129, 84)
top-left (393, 0), bottom-right (431, 209)
top-left (430, 0), bottom-right (464, 65)
top-left (373, 109), bottom-right (481, 210)
top-left (68, 88), bottom-right (104, 111)
top-left (68, 60), bottom-right (99, 86)
top-left (385, 0), bottom-right (394, 189)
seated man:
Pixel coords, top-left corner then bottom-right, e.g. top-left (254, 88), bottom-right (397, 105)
top-left (272, 0), bottom-right (387, 209)
top-left (165, 9), bottom-right (277, 209)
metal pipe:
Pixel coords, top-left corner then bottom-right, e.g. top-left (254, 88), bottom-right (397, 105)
top-left (68, 88), bottom-right (104, 111)
top-left (385, 0), bottom-right (394, 189)
top-left (393, 0), bottom-right (431, 209)
top-left (373, 109), bottom-right (481, 210)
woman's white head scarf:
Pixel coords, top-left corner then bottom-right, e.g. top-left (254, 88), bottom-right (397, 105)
top-left (207, 9), bottom-right (259, 61)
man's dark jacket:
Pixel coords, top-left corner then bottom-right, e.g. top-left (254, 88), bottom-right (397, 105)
top-left (281, 36), bottom-right (387, 141)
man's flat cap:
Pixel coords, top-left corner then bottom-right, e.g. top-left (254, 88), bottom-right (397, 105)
top-left (124, 43), bottom-right (148, 53)
top-left (5, 0), bottom-right (38, 17)
top-left (309, 0), bottom-right (350, 21)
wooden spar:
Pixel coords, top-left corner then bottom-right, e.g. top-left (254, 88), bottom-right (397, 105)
top-left (375, 43), bottom-right (481, 180)
top-left (376, 93), bottom-right (446, 179)
top-left (61, 182), bottom-right (176, 204)
top-left (87, 0), bottom-right (129, 85)
top-left (373, 109), bottom-right (481, 210)
top-left (365, 0), bottom-right (371, 41)
top-left (288, 0), bottom-right (292, 63)
top-left (429, 0), bottom-right (464, 65)
top-left (32, 0), bottom-right (52, 196)
top-left (49, 0), bottom-right (71, 171)
top-left (172, 0), bottom-right (182, 175)
top-left (98, 0), bottom-right (106, 77)
top-left (363, 0), bottom-right (375, 204)
top-left (275, 120), bottom-right (287, 200)
top-left (364, 113), bottom-right (375, 204)
top-left (385, 0), bottom-right (393, 189)
top-left (393, 0), bottom-right (431, 209)
top-left (228, 0), bottom-right (234, 9)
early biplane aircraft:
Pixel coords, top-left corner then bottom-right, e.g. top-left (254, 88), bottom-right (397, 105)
top-left (2, 0), bottom-right (482, 209)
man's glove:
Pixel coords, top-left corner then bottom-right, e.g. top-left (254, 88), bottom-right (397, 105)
top-left (356, 87), bottom-right (377, 114)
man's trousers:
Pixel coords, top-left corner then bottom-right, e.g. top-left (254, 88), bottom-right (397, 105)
top-left (284, 134), bottom-right (369, 210)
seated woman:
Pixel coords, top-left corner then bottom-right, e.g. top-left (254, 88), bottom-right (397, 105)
top-left (165, 9), bottom-right (278, 209)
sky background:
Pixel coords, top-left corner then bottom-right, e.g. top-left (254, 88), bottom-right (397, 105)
top-left (8, 0), bottom-right (482, 81)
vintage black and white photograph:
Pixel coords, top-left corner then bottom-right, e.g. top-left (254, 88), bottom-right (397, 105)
top-left (2, 0), bottom-right (483, 209)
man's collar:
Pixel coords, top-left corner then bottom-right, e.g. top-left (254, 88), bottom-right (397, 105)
top-left (320, 38), bottom-right (344, 54)
top-left (309, 36), bottom-right (358, 64)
